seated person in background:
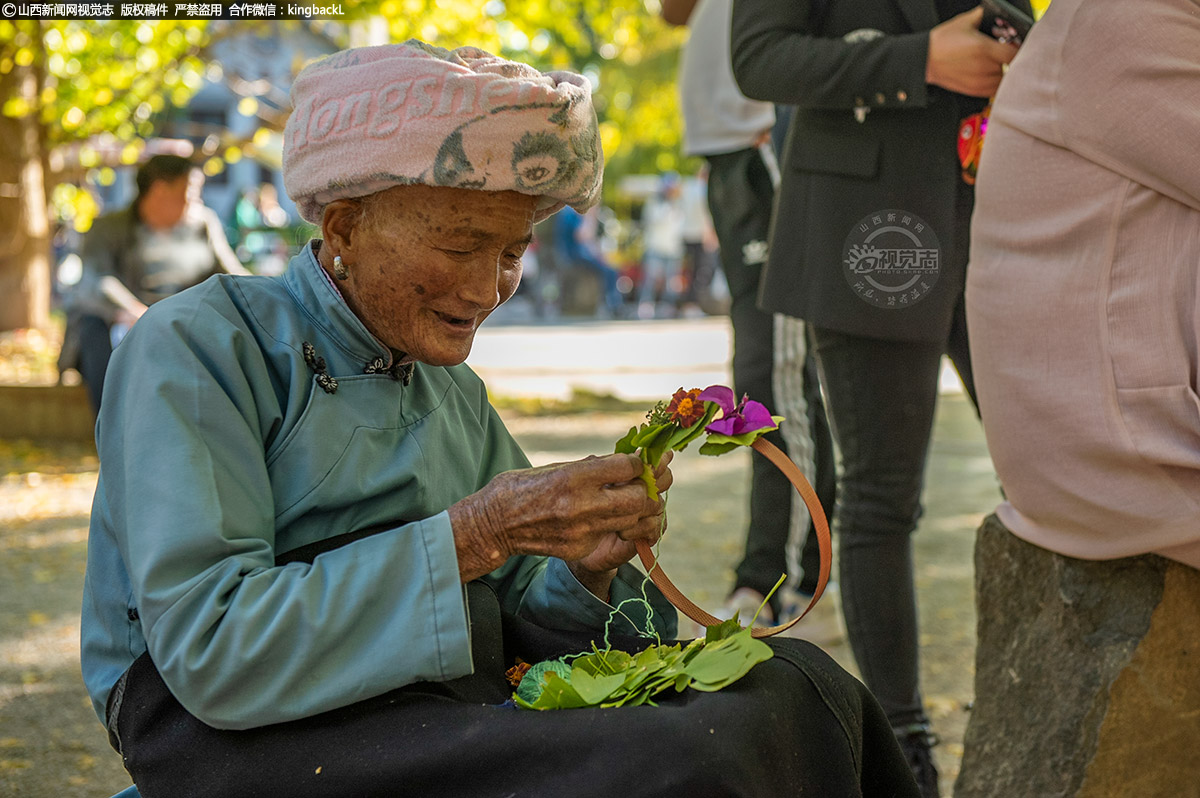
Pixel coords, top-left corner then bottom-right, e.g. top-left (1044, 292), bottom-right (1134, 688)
top-left (83, 40), bottom-right (920, 798)
top-left (961, 0), bottom-right (1200, 794)
top-left (58, 154), bottom-right (246, 413)
top-left (638, 171), bottom-right (686, 318)
top-left (553, 204), bottom-right (625, 317)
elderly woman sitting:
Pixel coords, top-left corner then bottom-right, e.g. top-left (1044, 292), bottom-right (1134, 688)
top-left (82, 41), bottom-right (918, 798)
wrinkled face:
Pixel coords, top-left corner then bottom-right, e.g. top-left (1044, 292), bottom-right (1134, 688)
top-left (334, 184), bottom-right (536, 367)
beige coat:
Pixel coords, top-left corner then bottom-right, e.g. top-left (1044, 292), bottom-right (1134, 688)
top-left (967, 0), bottom-right (1200, 568)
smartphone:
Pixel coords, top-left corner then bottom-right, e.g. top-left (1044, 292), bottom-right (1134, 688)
top-left (978, 0), bottom-right (1035, 45)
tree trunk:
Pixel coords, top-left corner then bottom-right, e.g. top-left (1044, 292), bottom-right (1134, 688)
top-left (0, 24), bottom-right (51, 332)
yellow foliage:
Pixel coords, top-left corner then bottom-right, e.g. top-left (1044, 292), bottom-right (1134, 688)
top-left (11, 9), bottom-right (690, 223)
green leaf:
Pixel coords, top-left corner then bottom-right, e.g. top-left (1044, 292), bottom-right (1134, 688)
top-left (623, 689), bottom-right (653, 707)
top-left (704, 616), bottom-right (744, 643)
top-left (570, 668), bottom-right (628, 705)
top-left (614, 426), bottom-right (639, 454)
top-left (577, 647), bottom-right (632, 677)
top-left (636, 462), bottom-right (658, 499)
top-left (686, 631), bottom-right (774, 692)
top-left (514, 633), bottom-right (773, 711)
top-left (643, 439), bottom-right (670, 473)
top-left (704, 430), bottom-right (764, 448)
top-left (618, 648), bottom-right (668, 690)
top-left (698, 440), bottom-right (740, 456)
top-left (631, 423), bottom-right (672, 450)
top-left (527, 672), bottom-right (591, 710)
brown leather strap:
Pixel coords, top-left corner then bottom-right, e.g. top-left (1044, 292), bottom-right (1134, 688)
top-left (635, 437), bottom-right (832, 639)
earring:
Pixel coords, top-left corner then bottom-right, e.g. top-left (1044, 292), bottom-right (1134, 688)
top-left (332, 255), bottom-right (349, 280)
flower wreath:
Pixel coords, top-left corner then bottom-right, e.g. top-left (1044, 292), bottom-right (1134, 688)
top-left (511, 386), bottom-right (831, 711)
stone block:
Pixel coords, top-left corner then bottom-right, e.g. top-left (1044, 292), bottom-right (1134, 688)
top-left (956, 515), bottom-right (1199, 797)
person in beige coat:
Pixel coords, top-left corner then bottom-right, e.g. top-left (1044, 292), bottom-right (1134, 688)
top-left (962, 0), bottom-right (1200, 793)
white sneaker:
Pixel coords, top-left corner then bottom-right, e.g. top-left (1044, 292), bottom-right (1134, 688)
top-left (714, 587), bottom-right (776, 628)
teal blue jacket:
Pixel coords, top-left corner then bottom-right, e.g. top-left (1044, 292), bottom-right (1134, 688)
top-left (81, 242), bottom-right (674, 730)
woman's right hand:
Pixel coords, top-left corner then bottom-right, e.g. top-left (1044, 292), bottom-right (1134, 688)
top-left (448, 453), bottom-right (668, 585)
top-left (926, 7), bottom-right (1018, 98)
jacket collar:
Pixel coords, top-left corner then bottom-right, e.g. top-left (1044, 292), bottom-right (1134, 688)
top-left (282, 240), bottom-right (395, 369)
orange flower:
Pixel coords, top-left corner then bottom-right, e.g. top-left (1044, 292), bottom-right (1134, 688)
top-left (666, 387), bottom-right (706, 428)
top-left (506, 660), bottom-right (532, 688)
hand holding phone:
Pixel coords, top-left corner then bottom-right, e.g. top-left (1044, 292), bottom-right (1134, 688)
top-left (978, 0), bottom-right (1035, 45)
top-left (927, 7), bottom-right (1020, 97)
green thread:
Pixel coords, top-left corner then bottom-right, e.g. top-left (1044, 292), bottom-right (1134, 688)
top-left (600, 490), bottom-right (670, 648)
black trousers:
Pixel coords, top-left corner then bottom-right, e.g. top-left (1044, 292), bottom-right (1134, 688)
top-left (705, 146), bottom-right (836, 607)
top-left (811, 296), bottom-right (975, 729)
top-left (72, 313), bottom-right (115, 414)
top-left (109, 579), bottom-right (919, 798)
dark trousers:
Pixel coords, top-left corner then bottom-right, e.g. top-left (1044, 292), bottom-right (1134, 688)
top-left (110, 581), bottom-right (920, 798)
top-left (810, 297), bottom-right (974, 728)
top-left (75, 313), bottom-right (114, 414)
top-left (706, 146), bottom-right (836, 609)
top-left (106, 522), bottom-right (923, 798)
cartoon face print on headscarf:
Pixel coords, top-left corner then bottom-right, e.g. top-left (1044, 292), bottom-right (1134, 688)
top-left (510, 132), bottom-right (573, 192)
top-left (432, 98), bottom-right (600, 205)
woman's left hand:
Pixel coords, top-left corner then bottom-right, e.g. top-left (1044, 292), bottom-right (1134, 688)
top-left (566, 452), bottom-right (673, 599)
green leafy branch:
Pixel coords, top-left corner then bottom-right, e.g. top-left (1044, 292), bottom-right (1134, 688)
top-left (514, 614), bottom-right (774, 711)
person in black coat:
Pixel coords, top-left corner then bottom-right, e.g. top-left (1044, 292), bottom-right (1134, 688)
top-left (730, 2), bottom-right (1025, 795)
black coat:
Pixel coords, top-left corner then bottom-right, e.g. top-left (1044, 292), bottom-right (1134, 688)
top-left (731, 0), bottom-right (1030, 342)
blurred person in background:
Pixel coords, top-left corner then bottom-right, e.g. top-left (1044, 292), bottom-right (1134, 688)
top-left (553, 204), bottom-right (625, 318)
top-left (662, 0), bottom-right (840, 640)
top-left (57, 154), bottom-right (246, 414)
top-left (637, 171), bottom-right (686, 318)
top-left (676, 168), bottom-right (721, 317)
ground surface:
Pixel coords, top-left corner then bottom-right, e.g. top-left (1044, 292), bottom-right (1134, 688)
top-left (0, 394), bottom-right (995, 797)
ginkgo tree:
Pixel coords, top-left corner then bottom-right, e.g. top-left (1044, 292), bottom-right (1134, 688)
top-left (0, 20), bottom-right (213, 331)
top-left (0, 5), bottom-right (689, 333)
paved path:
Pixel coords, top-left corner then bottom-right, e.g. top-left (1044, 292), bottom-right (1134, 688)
top-left (470, 314), bottom-right (966, 401)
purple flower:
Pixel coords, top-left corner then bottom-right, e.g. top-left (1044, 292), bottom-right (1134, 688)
top-left (698, 386), bottom-right (776, 436)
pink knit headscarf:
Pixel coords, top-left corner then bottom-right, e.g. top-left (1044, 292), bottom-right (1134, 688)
top-left (282, 39), bottom-right (604, 224)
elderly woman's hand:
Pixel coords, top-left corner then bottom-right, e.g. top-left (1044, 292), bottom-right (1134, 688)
top-left (449, 452), bottom-right (673, 600)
